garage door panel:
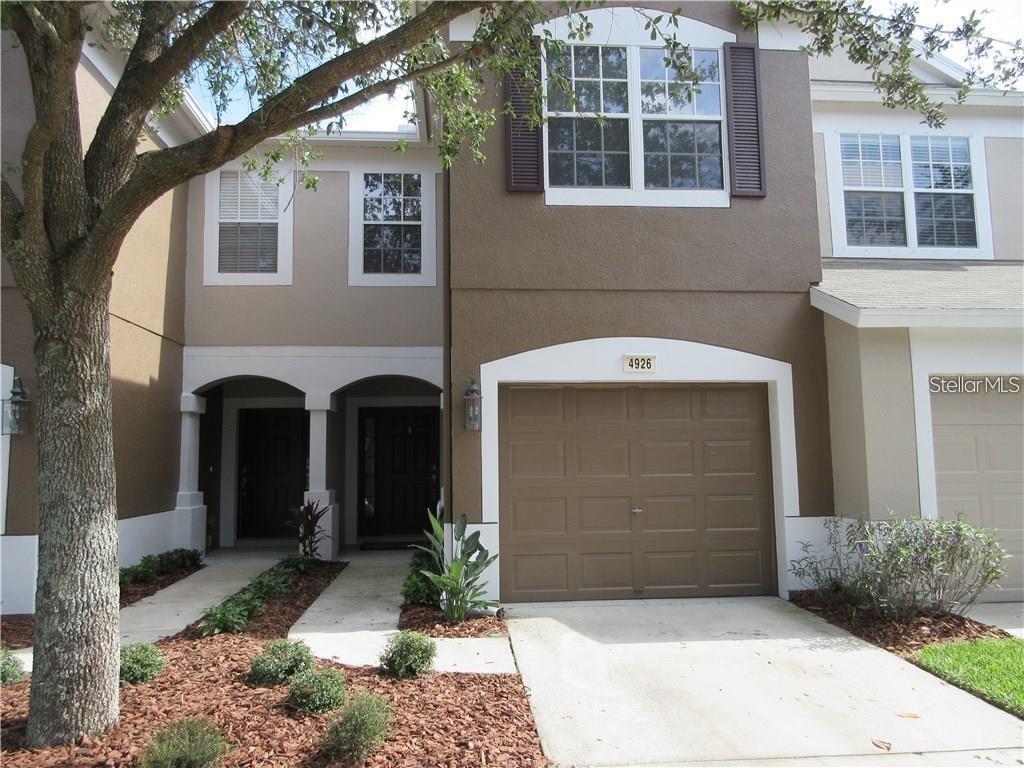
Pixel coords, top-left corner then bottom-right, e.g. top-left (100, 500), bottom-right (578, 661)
top-left (576, 388), bottom-right (629, 422)
top-left (508, 440), bottom-right (566, 479)
top-left (639, 495), bottom-right (697, 532)
top-left (932, 386), bottom-right (1023, 602)
top-left (577, 441), bottom-right (631, 477)
top-left (507, 386), bottom-right (565, 426)
top-left (501, 384), bottom-right (776, 602)
top-left (578, 496), bottom-right (633, 533)
top-left (639, 387), bottom-right (695, 422)
top-left (638, 441), bottom-right (695, 477)
top-left (579, 552), bottom-right (634, 590)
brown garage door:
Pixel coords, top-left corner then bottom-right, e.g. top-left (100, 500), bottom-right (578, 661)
top-left (499, 384), bottom-right (776, 602)
top-left (933, 386), bottom-right (1024, 602)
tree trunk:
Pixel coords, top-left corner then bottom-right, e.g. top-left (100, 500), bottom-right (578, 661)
top-left (27, 274), bottom-right (120, 746)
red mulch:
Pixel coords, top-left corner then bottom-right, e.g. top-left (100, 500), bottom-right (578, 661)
top-left (0, 633), bottom-right (549, 767)
top-left (1, 566), bottom-right (203, 650)
top-left (398, 604), bottom-right (508, 639)
top-left (792, 590), bottom-right (1010, 657)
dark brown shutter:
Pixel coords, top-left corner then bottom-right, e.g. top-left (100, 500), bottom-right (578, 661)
top-left (724, 42), bottom-right (766, 197)
top-left (504, 66), bottom-right (543, 192)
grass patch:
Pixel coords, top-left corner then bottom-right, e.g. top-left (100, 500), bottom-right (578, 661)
top-left (916, 637), bottom-right (1024, 718)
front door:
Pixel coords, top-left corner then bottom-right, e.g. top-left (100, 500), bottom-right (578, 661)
top-left (358, 407), bottom-right (440, 537)
top-left (237, 408), bottom-right (308, 538)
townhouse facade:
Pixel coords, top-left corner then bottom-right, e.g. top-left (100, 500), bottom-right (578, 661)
top-left (2, 3), bottom-right (1021, 612)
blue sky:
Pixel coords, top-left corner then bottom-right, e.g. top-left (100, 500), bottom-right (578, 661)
top-left (190, 0), bottom-right (1022, 132)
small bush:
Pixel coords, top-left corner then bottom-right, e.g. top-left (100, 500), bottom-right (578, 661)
top-left (156, 548), bottom-right (202, 572)
top-left (120, 642), bottom-right (165, 685)
top-left (197, 601), bottom-right (251, 636)
top-left (139, 718), bottom-right (228, 768)
top-left (279, 555), bottom-right (318, 575)
top-left (790, 516), bottom-right (1008, 620)
top-left (324, 692), bottom-right (392, 763)
top-left (379, 631), bottom-right (436, 678)
top-left (1, 647), bottom-right (25, 685)
top-left (401, 569), bottom-right (440, 606)
top-left (249, 639), bottom-right (314, 685)
top-left (250, 569), bottom-right (294, 599)
top-left (288, 667), bottom-right (346, 714)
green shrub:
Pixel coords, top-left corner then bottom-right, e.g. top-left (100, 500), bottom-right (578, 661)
top-left (249, 639), bottom-right (314, 685)
top-left (279, 555), bottom-right (318, 575)
top-left (790, 516), bottom-right (1008, 620)
top-left (139, 718), bottom-right (228, 768)
top-left (197, 600), bottom-right (251, 636)
top-left (401, 569), bottom-right (440, 606)
top-left (120, 642), bottom-right (165, 685)
top-left (156, 548), bottom-right (202, 572)
top-left (379, 631), bottom-right (436, 678)
top-left (288, 667), bottom-right (346, 714)
top-left (323, 692), bottom-right (392, 763)
top-left (1, 647), bottom-right (25, 685)
top-left (250, 569), bottom-right (294, 599)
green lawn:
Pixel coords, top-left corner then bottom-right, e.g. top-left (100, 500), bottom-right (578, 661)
top-left (916, 638), bottom-right (1024, 718)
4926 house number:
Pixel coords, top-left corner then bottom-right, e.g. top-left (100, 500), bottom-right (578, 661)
top-left (623, 355), bottom-right (656, 373)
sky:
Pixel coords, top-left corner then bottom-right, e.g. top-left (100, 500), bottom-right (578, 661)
top-left (191, 0), bottom-right (1023, 133)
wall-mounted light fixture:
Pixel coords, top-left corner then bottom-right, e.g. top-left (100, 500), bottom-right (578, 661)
top-left (2, 377), bottom-right (30, 435)
top-left (464, 378), bottom-right (481, 432)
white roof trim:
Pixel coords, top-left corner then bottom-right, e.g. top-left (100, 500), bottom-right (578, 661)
top-left (810, 287), bottom-right (1024, 328)
top-left (810, 81), bottom-right (1024, 109)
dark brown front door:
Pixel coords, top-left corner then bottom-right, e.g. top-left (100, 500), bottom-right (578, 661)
top-left (358, 407), bottom-right (440, 537)
top-left (238, 408), bottom-right (308, 538)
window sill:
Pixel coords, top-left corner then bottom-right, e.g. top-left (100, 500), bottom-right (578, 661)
top-left (203, 271), bottom-right (293, 287)
top-left (834, 247), bottom-right (994, 260)
top-left (348, 272), bottom-right (436, 287)
top-left (544, 187), bottom-right (730, 208)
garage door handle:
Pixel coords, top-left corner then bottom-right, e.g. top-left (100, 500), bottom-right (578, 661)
top-left (632, 507), bottom-right (643, 515)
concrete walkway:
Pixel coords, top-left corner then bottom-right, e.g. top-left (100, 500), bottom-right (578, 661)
top-left (12, 547), bottom-right (289, 673)
top-left (969, 602), bottom-right (1024, 638)
top-left (289, 549), bottom-right (516, 674)
top-left (506, 597), bottom-right (1024, 767)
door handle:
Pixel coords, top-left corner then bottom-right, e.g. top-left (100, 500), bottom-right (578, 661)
top-left (632, 506), bottom-right (643, 515)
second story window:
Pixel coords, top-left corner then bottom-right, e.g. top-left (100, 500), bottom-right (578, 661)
top-left (362, 173), bottom-right (422, 274)
top-left (217, 171), bottom-right (280, 273)
top-left (910, 136), bottom-right (976, 248)
top-left (840, 134), bottom-right (907, 247)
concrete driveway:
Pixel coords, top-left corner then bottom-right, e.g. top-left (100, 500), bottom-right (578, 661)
top-left (506, 598), bottom-right (1024, 767)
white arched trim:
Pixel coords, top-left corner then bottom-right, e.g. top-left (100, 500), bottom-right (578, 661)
top-left (183, 345), bottom-right (444, 397)
top-left (479, 337), bottom-right (801, 599)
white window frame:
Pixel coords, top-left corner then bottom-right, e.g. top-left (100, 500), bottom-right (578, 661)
top-left (536, 7), bottom-right (736, 208)
top-left (203, 166), bottom-right (294, 286)
top-left (821, 119), bottom-right (994, 260)
top-left (348, 164), bottom-right (438, 287)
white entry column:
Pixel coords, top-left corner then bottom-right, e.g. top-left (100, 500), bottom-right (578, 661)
top-left (305, 393), bottom-right (340, 560)
top-left (175, 393), bottom-right (207, 552)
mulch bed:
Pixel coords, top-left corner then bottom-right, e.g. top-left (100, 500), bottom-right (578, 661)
top-left (792, 590), bottom-right (1010, 657)
top-left (398, 604), bottom-right (508, 639)
top-left (1, 565), bottom-right (204, 650)
top-left (1, 633), bottom-right (548, 767)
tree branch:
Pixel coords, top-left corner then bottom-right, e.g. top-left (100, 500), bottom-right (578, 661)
top-left (85, 1), bottom-right (247, 205)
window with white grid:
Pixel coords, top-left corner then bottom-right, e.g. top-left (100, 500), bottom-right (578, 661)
top-left (839, 133), bottom-right (907, 247)
top-left (910, 136), bottom-right (977, 248)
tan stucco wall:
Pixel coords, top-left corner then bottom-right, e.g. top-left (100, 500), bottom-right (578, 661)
top-left (823, 317), bottom-right (921, 520)
top-left (1, 45), bottom-right (188, 533)
top-left (986, 137), bottom-right (1024, 261)
top-left (184, 157), bottom-right (444, 347)
top-left (813, 132), bottom-right (833, 259)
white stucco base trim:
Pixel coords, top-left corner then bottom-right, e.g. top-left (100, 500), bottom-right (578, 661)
top-left (478, 337), bottom-right (802, 599)
top-left (909, 327), bottom-right (1024, 519)
top-left (1, 506), bottom-right (204, 615)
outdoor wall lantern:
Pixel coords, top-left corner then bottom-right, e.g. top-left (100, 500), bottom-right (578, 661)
top-left (2, 377), bottom-right (30, 435)
top-left (464, 378), bottom-right (481, 432)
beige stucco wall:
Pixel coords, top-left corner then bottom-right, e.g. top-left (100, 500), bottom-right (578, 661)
top-left (986, 137), bottom-right (1024, 261)
top-left (184, 152), bottom-right (444, 347)
top-left (1, 44), bottom-right (188, 534)
top-left (823, 317), bottom-right (921, 520)
top-left (812, 132), bottom-right (833, 259)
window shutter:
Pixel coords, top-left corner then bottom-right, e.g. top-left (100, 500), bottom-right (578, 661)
top-left (505, 65), bottom-right (543, 192)
top-left (724, 43), bottom-right (766, 197)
